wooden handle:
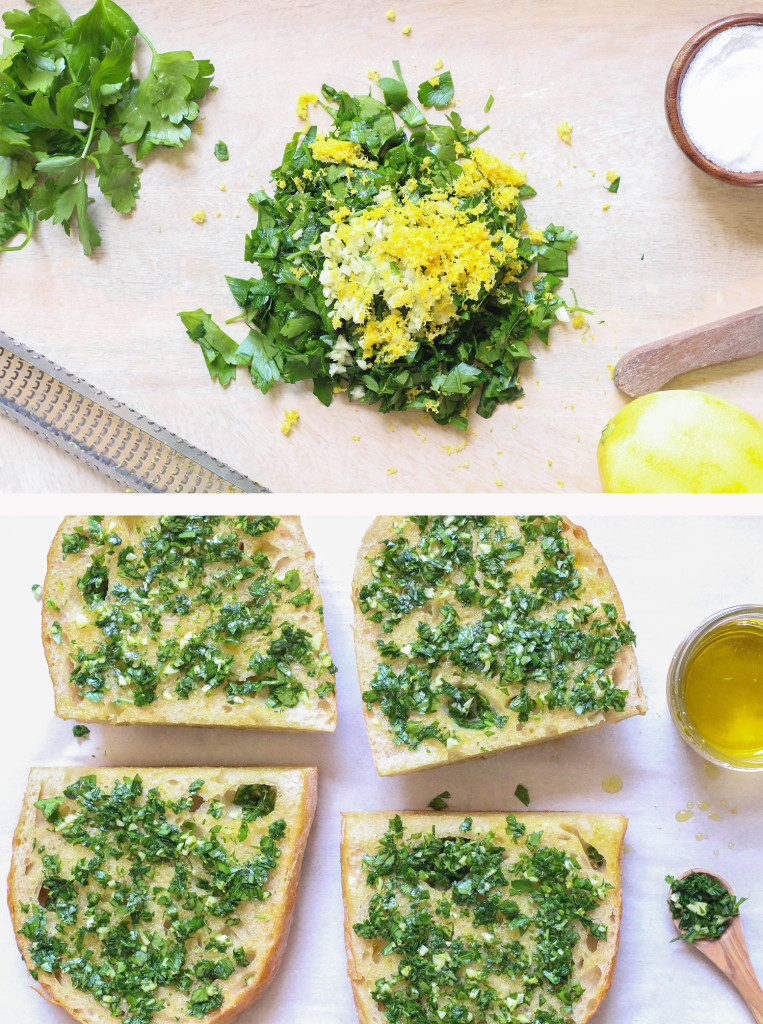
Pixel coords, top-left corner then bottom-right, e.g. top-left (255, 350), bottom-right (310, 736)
top-left (699, 917), bottom-right (763, 1023)
top-left (613, 305), bottom-right (763, 398)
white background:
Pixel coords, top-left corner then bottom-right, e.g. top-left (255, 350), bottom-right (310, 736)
top-left (1, 513), bottom-right (762, 1023)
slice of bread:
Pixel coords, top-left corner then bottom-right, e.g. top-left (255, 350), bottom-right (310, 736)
top-left (9, 766), bottom-right (317, 1024)
top-left (353, 515), bottom-right (646, 775)
top-left (342, 810), bottom-right (626, 1024)
top-left (43, 515), bottom-right (336, 730)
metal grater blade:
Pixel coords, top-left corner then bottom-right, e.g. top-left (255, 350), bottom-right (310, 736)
top-left (0, 330), bottom-right (268, 493)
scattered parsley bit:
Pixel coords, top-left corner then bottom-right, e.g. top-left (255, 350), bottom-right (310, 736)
top-left (484, 93), bottom-right (494, 113)
top-left (0, 0), bottom-right (214, 255)
top-left (50, 621), bottom-right (62, 645)
top-left (667, 872), bottom-right (746, 943)
top-left (72, 724), bottom-right (90, 738)
top-left (427, 791), bottom-right (451, 810)
top-left (605, 171), bottom-right (620, 193)
top-left (515, 783), bottom-right (530, 806)
top-left (31, 583), bottom-right (42, 599)
top-left (179, 62), bottom-right (579, 430)
top-left (214, 140), bottom-right (229, 161)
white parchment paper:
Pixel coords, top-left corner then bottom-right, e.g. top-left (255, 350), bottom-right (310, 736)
top-left (1, 515), bottom-right (761, 1023)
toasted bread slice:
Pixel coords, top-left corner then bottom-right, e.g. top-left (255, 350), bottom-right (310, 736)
top-left (342, 810), bottom-right (626, 1024)
top-left (43, 515), bottom-right (336, 729)
top-left (9, 766), bottom-right (317, 1024)
top-left (353, 515), bottom-right (646, 775)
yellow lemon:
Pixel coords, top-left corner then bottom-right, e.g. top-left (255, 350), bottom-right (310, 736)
top-left (598, 390), bottom-right (763, 493)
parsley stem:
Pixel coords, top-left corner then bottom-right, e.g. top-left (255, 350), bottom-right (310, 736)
top-left (80, 115), bottom-right (98, 160)
top-left (138, 29), bottom-right (158, 57)
top-left (224, 313), bottom-right (247, 324)
top-left (0, 229), bottom-right (33, 252)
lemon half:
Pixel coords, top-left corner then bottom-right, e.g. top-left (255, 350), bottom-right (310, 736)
top-left (598, 390), bottom-right (763, 493)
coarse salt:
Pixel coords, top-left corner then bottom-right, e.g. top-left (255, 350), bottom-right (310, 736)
top-left (679, 24), bottom-right (763, 173)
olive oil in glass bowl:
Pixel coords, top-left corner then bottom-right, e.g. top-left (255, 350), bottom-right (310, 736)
top-left (667, 606), bottom-right (763, 771)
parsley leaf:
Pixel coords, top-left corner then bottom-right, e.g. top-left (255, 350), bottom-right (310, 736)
top-left (214, 140), bottom-right (229, 161)
top-left (0, 0), bottom-right (213, 254)
top-left (417, 70), bottom-right (454, 109)
top-left (514, 783), bottom-right (530, 806)
top-left (427, 791), bottom-right (451, 810)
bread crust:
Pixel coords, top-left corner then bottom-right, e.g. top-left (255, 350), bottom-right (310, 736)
top-left (352, 516), bottom-right (647, 775)
top-left (42, 515), bottom-right (336, 731)
top-left (9, 766), bottom-right (317, 1024)
top-left (341, 810), bottom-right (627, 1024)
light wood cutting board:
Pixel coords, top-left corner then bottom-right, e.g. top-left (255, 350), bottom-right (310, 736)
top-left (3, 0), bottom-right (763, 493)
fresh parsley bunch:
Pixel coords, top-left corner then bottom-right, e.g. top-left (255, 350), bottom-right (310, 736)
top-left (180, 63), bottom-right (579, 429)
top-left (0, 0), bottom-right (214, 254)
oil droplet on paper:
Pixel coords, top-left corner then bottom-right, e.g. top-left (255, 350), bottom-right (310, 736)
top-left (704, 763), bottom-right (721, 780)
top-left (686, 801), bottom-right (695, 810)
top-left (676, 809), bottom-right (694, 822)
top-left (708, 812), bottom-right (722, 821)
top-left (695, 833), bottom-right (707, 842)
top-left (602, 775), bottom-right (623, 794)
top-left (697, 800), bottom-right (711, 811)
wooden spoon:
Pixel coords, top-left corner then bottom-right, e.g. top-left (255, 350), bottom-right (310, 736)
top-left (614, 305), bottom-right (763, 398)
top-left (670, 869), bottom-right (763, 1023)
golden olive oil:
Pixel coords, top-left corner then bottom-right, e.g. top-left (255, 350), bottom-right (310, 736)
top-left (684, 620), bottom-right (763, 757)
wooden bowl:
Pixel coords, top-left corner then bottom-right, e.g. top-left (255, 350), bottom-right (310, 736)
top-left (665, 14), bottom-right (763, 187)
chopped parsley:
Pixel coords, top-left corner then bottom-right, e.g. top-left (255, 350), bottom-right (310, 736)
top-left (359, 516), bottom-right (634, 752)
top-left (19, 774), bottom-right (286, 1023)
top-left (72, 724), bottom-right (90, 738)
top-left (515, 783), bottom-right (530, 806)
top-left (50, 516), bottom-right (334, 713)
top-left (179, 63), bottom-right (581, 429)
top-left (667, 872), bottom-right (746, 943)
top-left (214, 140), bottom-right (229, 161)
top-left (0, 0), bottom-right (214, 255)
top-left (427, 791), bottom-right (451, 811)
top-left (352, 815), bottom-right (613, 1023)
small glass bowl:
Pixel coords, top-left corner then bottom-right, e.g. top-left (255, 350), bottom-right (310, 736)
top-left (667, 604), bottom-right (763, 772)
top-left (665, 14), bottom-right (763, 187)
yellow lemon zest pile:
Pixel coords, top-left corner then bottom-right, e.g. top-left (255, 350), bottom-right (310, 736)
top-left (310, 135), bottom-right (379, 169)
top-left (319, 189), bottom-right (508, 363)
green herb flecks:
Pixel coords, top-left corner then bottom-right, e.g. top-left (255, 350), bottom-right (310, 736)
top-left (515, 783), bottom-right (530, 806)
top-left (214, 140), bottom-right (229, 161)
top-left (179, 63), bottom-right (580, 429)
top-left (667, 872), bottom-right (746, 943)
top-left (359, 515), bottom-right (634, 751)
top-left (0, 0), bottom-right (214, 255)
top-left (427, 790), bottom-right (450, 810)
top-left (353, 815), bottom-right (612, 1024)
top-left (54, 515), bottom-right (334, 711)
top-left (72, 724), bottom-right (90, 738)
top-left (19, 774), bottom-right (286, 1023)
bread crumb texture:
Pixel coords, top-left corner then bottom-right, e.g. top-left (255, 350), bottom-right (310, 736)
top-left (11, 766), bottom-right (317, 1024)
top-left (42, 516), bottom-right (336, 730)
top-left (342, 810), bottom-right (626, 1024)
top-left (352, 515), bottom-right (646, 775)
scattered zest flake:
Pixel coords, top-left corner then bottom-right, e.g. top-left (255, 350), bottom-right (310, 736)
top-left (297, 92), bottom-right (319, 120)
top-left (191, 210), bottom-right (207, 224)
top-left (280, 409), bottom-right (300, 435)
top-left (386, 8), bottom-right (395, 20)
top-left (402, 24), bottom-right (411, 35)
top-left (557, 120), bottom-right (573, 145)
